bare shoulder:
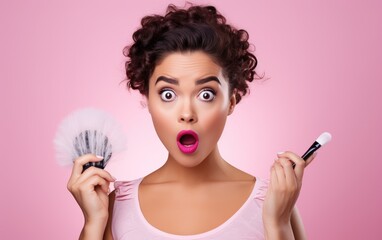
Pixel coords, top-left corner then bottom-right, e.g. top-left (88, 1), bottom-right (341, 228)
top-left (291, 206), bottom-right (307, 240)
top-left (225, 162), bottom-right (256, 182)
top-left (103, 190), bottom-right (115, 240)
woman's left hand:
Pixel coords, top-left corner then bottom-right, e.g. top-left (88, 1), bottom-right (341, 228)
top-left (262, 151), bottom-right (316, 238)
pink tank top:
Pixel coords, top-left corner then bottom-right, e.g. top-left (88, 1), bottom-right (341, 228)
top-left (112, 178), bottom-right (268, 239)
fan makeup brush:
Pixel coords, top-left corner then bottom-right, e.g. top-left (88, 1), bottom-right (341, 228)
top-left (54, 108), bottom-right (126, 172)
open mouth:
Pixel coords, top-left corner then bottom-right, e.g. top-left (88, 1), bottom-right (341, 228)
top-left (177, 130), bottom-right (199, 154)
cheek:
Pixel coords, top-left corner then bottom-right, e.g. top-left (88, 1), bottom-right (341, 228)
top-left (149, 107), bottom-right (176, 144)
top-left (148, 97), bottom-right (168, 127)
top-left (151, 109), bottom-right (169, 132)
top-left (199, 107), bottom-right (228, 137)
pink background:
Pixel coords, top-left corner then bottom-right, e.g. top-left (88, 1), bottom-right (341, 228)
top-left (1, 0), bottom-right (381, 239)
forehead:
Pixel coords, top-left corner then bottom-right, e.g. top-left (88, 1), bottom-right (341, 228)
top-left (151, 51), bottom-right (222, 80)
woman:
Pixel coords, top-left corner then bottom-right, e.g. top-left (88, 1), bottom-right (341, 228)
top-left (68, 4), bottom-right (314, 239)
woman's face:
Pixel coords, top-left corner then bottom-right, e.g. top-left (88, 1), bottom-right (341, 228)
top-left (147, 51), bottom-right (236, 167)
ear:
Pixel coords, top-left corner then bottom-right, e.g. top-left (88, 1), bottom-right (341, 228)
top-left (228, 91), bottom-right (237, 116)
top-left (141, 96), bottom-right (150, 113)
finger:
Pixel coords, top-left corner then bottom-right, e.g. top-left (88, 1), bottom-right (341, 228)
top-left (95, 185), bottom-right (110, 206)
top-left (95, 177), bottom-right (110, 194)
top-left (76, 167), bottom-right (116, 186)
top-left (81, 175), bottom-right (109, 194)
top-left (68, 154), bottom-right (103, 185)
top-left (270, 163), bottom-right (278, 189)
top-left (305, 151), bottom-right (317, 167)
top-left (278, 151), bottom-right (305, 182)
top-left (278, 157), bottom-right (297, 190)
top-left (273, 159), bottom-right (286, 188)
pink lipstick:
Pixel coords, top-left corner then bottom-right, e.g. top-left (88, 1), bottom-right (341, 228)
top-left (177, 130), bottom-right (199, 154)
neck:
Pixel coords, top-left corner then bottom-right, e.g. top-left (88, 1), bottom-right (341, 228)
top-left (159, 147), bottom-right (230, 185)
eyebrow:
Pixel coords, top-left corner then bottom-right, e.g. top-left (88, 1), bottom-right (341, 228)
top-left (155, 76), bottom-right (221, 85)
top-left (155, 76), bottom-right (178, 85)
top-left (196, 76), bottom-right (221, 85)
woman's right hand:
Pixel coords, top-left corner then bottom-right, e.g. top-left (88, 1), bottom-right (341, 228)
top-left (67, 154), bottom-right (116, 228)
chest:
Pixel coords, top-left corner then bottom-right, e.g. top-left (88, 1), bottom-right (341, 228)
top-left (138, 182), bottom-right (254, 235)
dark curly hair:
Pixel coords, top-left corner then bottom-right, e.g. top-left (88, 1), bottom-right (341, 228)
top-left (123, 3), bottom-right (259, 104)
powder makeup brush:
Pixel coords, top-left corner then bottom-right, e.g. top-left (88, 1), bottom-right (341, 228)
top-left (292, 132), bottom-right (332, 168)
top-left (54, 108), bottom-right (126, 172)
top-left (301, 132), bottom-right (332, 160)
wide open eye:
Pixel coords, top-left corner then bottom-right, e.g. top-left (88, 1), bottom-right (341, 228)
top-left (160, 89), bottom-right (176, 102)
top-left (198, 89), bottom-right (216, 102)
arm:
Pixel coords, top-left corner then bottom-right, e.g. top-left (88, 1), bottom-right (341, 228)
top-left (291, 207), bottom-right (307, 240)
top-left (79, 190), bottom-right (115, 240)
top-left (263, 151), bottom-right (315, 240)
top-left (66, 154), bottom-right (115, 240)
top-left (103, 191), bottom-right (115, 240)
top-left (263, 206), bottom-right (306, 240)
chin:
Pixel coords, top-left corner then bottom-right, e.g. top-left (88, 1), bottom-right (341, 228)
top-left (169, 151), bottom-right (206, 168)
top-left (176, 156), bottom-right (204, 168)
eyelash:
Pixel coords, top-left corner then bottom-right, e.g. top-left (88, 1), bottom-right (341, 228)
top-left (198, 88), bottom-right (216, 102)
top-left (159, 88), bottom-right (176, 102)
top-left (158, 88), bottom-right (217, 102)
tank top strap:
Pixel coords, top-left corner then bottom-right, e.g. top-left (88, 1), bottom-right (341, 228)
top-left (114, 178), bottom-right (142, 201)
top-left (252, 178), bottom-right (270, 201)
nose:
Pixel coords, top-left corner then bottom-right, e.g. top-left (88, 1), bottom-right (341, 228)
top-left (178, 100), bottom-right (197, 123)
top-left (179, 113), bottom-right (196, 123)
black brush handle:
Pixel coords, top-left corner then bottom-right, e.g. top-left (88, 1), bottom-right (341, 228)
top-left (292, 141), bottom-right (321, 169)
top-left (301, 141), bottom-right (321, 161)
top-left (82, 160), bottom-right (105, 173)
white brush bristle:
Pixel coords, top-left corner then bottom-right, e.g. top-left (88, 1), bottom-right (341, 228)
top-left (53, 108), bottom-right (127, 166)
top-left (316, 132), bottom-right (332, 146)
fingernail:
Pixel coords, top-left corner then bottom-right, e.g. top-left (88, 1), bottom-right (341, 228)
top-left (96, 155), bottom-right (104, 159)
top-left (112, 175), bottom-right (117, 180)
top-left (277, 151), bottom-right (285, 155)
